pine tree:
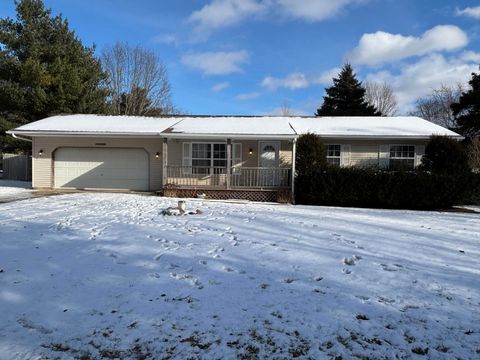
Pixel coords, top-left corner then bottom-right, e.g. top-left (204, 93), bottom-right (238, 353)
top-left (451, 68), bottom-right (480, 138)
top-left (316, 64), bottom-right (380, 117)
top-left (0, 0), bottom-right (108, 151)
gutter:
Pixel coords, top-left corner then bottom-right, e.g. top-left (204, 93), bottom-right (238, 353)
top-left (316, 134), bottom-right (464, 140)
top-left (6, 130), bottom-right (462, 141)
top-left (6, 130), bottom-right (163, 138)
top-left (161, 133), bottom-right (297, 140)
top-left (9, 132), bottom-right (33, 142)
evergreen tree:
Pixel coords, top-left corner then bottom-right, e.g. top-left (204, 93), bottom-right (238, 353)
top-left (420, 135), bottom-right (470, 174)
top-left (295, 133), bottom-right (327, 176)
top-left (451, 68), bottom-right (480, 138)
top-left (0, 0), bottom-right (108, 151)
top-left (316, 64), bottom-right (380, 117)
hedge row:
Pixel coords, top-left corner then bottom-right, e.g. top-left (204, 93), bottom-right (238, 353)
top-left (295, 166), bottom-right (480, 209)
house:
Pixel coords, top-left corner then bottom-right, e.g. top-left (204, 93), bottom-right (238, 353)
top-left (8, 115), bottom-right (462, 202)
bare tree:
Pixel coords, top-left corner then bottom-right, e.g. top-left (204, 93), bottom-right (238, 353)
top-left (364, 81), bottom-right (398, 116)
top-left (280, 100), bottom-right (293, 116)
top-left (409, 84), bottom-right (465, 129)
top-left (467, 138), bottom-right (480, 173)
top-left (101, 43), bottom-right (177, 116)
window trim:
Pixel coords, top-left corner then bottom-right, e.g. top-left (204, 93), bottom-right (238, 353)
top-left (191, 142), bottom-right (227, 172)
top-left (389, 144), bottom-right (416, 170)
top-left (183, 142), bottom-right (242, 175)
top-left (325, 144), bottom-right (341, 166)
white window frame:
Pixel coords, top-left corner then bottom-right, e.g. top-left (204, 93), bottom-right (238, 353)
top-left (389, 144), bottom-right (416, 170)
top-left (183, 142), bottom-right (242, 175)
top-left (325, 144), bottom-right (341, 166)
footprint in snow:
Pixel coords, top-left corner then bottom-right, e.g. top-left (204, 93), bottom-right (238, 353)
top-left (381, 263), bottom-right (400, 272)
top-left (17, 318), bottom-right (52, 334)
top-left (208, 246), bottom-right (225, 258)
top-left (343, 255), bottom-right (361, 266)
top-left (377, 296), bottom-right (395, 304)
top-left (170, 272), bottom-right (203, 289)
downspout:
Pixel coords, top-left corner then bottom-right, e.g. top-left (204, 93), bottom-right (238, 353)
top-left (291, 137), bottom-right (297, 204)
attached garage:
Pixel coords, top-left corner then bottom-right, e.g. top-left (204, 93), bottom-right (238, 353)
top-left (54, 148), bottom-right (149, 191)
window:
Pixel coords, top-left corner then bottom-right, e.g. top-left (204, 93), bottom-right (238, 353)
top-left (389, 145), bottom-right (415, 170)
top-left (325, 144), bottom-right (341, 166)
top-left (191, 143), bottom-right (227, 174)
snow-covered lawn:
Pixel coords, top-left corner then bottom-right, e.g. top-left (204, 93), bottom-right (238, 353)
top-left (0, 193), bottom-right (479, 359)
top-left (0, 180), bottom-right (32, 202)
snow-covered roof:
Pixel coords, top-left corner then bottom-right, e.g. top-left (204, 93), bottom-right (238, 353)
top-left (162, 116), bottom-right (296, 139)
top-left (8, 114), bottom-right (462, 139)
top-left (9, 114), bottom-right (182, 136)
top-left (291, 116), bottom-right (462, 139)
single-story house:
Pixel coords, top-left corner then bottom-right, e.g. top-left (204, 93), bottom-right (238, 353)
top-left (8, 115), bottom-right (461, 202)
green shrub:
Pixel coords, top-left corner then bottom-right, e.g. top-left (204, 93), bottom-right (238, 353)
top-left (420, 135), bottom-right (470, 174)
top-left (295, 133), bottom-right (327, 176)
top-left (295, 166), bottom-right (480, 209)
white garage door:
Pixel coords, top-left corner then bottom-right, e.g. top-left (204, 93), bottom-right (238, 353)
top-left (54, 148), bottom-right (149, 191)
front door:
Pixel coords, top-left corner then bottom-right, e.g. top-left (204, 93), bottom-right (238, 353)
top-left (259, 141), bottom-right (280, 186)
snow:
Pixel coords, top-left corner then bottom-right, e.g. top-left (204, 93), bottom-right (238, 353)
top-left (164, 116), bottom-right (296, 137)
top-left (0, 180), bottom-right (33, 202)
top-left (10, 114), bottom-right (462, 139)
top-left (11, 114), bottom-right (181, 134)
top-left (291, 116), bottom-right (462, 138)
top-left (1, 193), bottom-right (479, 359)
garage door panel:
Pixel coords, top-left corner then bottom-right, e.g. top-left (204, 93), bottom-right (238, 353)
top-left (54, 148), bottom-right (149, 191)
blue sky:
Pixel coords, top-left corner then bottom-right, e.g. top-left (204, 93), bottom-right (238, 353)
top-left (1, 0), bottom-right (480, 116)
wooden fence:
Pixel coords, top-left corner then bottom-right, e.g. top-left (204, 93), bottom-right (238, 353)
top-left (1, 153), bottom-right (32, 181)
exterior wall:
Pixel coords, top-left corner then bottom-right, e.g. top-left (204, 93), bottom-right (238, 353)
top-left (322, 138), bottom-right (429, 168)
top-left (32, 136), bottom-right (163, 190)
top-left (30, 136), bottom-right (429, 191)
top-left (279, 140), bottom-right (293, 167)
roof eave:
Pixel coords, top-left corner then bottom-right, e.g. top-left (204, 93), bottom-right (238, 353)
top-left (7, 130), bottom-right (163, 138)
top-left (162, 133), bottom-right (296, 140)
top-left (316, 134), bottom-right (463, 140)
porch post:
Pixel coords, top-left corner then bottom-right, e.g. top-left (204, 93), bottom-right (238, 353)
top-left (226, 138), bottom-right (232, 190)
top-left (291, 138), bottom-right (297, 204)
top-left (162, 137), bottom-right (168, 187)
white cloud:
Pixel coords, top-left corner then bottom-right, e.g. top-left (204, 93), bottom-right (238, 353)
top-left (188, 0), bottom-right (265, 36)
top-left (311, 67), bottom-right (341, 85)
top-left (365, 53), bottom-right (478, 113)
top-left (461, 50), bottom-right (480, 62)
top-left (456, 6), bottom-right (480, 19)
top-left (152, 34), bottom-right (179, 46)
top-left (276, 0), bottom-right (365, 22)
top-left (211, 82), bottom-right (230, 92)
top-left (261, 73), bottom-right (309, 90)
top-left (236, 91), bottom-right (262, 100)
top-left (261, 68), bottom-right (339, 91)
top-left (188, 0), bottom-right (366, 38)
top-left (349, 25), bottom-right (468, 66)
top-left (181, 50), bottom-right (249, 75)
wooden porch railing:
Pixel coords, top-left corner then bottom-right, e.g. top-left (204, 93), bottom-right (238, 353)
top-left (165, 166), bottom-right (291, 189)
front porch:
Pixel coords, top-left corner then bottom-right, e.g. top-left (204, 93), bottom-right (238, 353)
top-left (161, 138), bottom-right (296, 202)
